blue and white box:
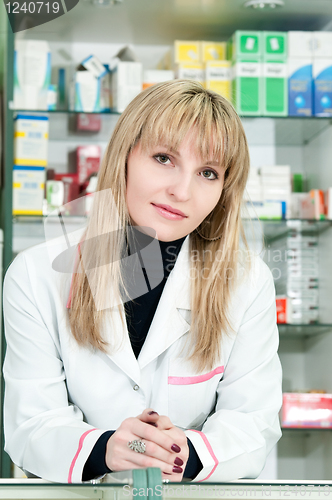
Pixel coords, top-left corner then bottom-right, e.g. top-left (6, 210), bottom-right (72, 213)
top-left (313, 59), bottom-right (332, 116)
top-left (288, 58), bottom-right (313, 116)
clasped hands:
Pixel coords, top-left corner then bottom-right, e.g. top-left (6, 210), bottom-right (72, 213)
top-left (105, 408), bottom-right (189, 481)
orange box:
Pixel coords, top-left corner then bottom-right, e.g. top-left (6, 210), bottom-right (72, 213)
top-left (276, 296), bottom-right (292, 324)
top-left (282, 393), bottom-right (332, 428)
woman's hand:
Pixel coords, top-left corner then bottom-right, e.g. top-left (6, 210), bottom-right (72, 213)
top-left (105, 414), bottom-right (186, 478)
top-left (137, 408), bottom-right (189, 481)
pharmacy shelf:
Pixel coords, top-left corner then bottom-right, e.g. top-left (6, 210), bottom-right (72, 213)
top-left (12, 111), bottom-right (332, 147)
top-left (278, 324), bottom-right (332, 337)
top-left (281, 427), bottom-right (332, 432)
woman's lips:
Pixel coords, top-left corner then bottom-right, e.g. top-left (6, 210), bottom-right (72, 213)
top-left (152, 204), bottom-right (187, 221)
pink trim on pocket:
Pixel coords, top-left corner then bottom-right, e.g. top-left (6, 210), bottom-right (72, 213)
top-left (68, 428), bottom-right (96, 483)
top-left (168, 366), bottom-right (224, 385)
top-left (66, 243), bottom-right (82, 309)
top-left (190, 429), bottom-right (218, 481)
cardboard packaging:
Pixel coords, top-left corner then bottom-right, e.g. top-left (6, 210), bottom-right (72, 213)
top-left (14, 40), bottom-right (51, 110)
top-left (232, 61), bottom-right (262, 115)
top-left (110, 46), bottom-right (143, 113)
top-left (13, 166), bottom-right (46, 215)
top-left (76, 145), bottom-right (101, 186)
top-left (175, 63), bottom-right (205, 85)
top-left (205, 61), bottom-right (231, 100)
top-left (174, 41), bottom-right (201, 63)
top-left (300, 190), bottom-right (326, 220)
top-left (288, 59), bottom-right (313, 116)
top-left (282, 393), bottom-right (332, 428)
top-left (276, 296), bottom-right (292, 323)
top-left (54, 173), bottom-right (80, 207)
top-left (262, 62), bottom-right (288, 116)
top-left (312, 31), bottom-right (332, 59)
top-left (71, 70), bottom-right (101, 113)
top-left (228, 31), bottom-right (262, 61)
top-left (313, 59), bottom-right (332, 116)
top-left (14, 114), bottom-right (49, 167)
top-left (288, 31), bottom-right (314, 58)
top-left (201, 41), bottom-right (226, 62)
top-left (142, 70), bottom-right (174, 90)
top-left (263, 32), bottom-right (288, 61)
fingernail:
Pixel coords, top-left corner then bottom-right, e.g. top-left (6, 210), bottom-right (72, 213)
top-left (174, 457), bottom-right (183, 466)
top-left (172, 466), bottom-right (183, 473)
top-left (171, 444), bottom-right (181, 453)
top-left (148, 411), bottom-right (159, 415)
top-left (148, 422), bottom-right (158, 427)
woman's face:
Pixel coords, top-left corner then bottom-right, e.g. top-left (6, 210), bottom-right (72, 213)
top-left (126, 128), bottom-right (225, 242)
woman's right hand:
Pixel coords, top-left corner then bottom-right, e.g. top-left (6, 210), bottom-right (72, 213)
top-left (105, 416), bottom-right (184, 476)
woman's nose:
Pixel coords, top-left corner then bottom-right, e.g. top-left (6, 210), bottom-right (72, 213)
top-left (166, 174), bottom-right (192, 201)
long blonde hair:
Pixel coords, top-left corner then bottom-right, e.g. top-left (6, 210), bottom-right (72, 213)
top-left (69, 80), bottom-right (251, 373)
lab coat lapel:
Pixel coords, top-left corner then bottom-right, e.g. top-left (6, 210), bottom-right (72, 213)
top-left (138, 234), bottom-right (191, 369)
top-left (102, 234), bottom-right (191, 381)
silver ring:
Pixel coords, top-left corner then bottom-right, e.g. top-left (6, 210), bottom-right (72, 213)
top-left (127, 439), bottom-right (146, 453)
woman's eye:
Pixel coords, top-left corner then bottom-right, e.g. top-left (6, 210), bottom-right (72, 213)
top-left (154, 155), bottom-right (171, 165)
top-left (201, 170), bottom-right (218, 181)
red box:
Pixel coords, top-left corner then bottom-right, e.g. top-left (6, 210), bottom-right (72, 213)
top-left (282, 393), bottom-right (332, 428)
top-left (54, 173), bottom-right (80, 204)
top-left (76, 113), bottom-right (101, 132)
top-left (276, 296), bottom-right (292, 324)
top-left (76, 145), bottom-right (101, 186)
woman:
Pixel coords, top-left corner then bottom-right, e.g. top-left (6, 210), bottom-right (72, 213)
top-left (3, 80), bottom-right (282, 483)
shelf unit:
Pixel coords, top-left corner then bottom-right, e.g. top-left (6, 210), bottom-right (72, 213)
top-left (3, 2), bottom-right (332, 483)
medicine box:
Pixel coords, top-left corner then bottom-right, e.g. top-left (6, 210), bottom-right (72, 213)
top-left (76, 145), bottom-right (101, 186)
top-left (288, 31), bottom-right (314, 58)
top-left (263, 32), bottom-right (287, 61)
top-left (201, 42), bottom-right (226, 62)
top-left (14, 40), bottom-right (51, 110)
top-left (14, 114), bottom-right (49, 167)
top-left (111, 61), bottom-right (142, 113)
top-left (175, 63), bottom-right (205, 85)
top-left (143, 70), bottom-right (174, 90)
top-left (312, 32), bottom-right (332, 59)
top-left (228, 31), bottom-right (262, 61)
top-left (205, 61), bottom-right (231, 100)
top-left (13, 166), bottom-right (46, 215)
top-left (282, 393), bottom-right (332, 428)
top-left (71, 71), bottom-right (101, 113)
top-left (262, 62), bottom-right (288, 116)
top-left (232, 61), bottom-right (262, 115)
top-left (288, 59), bottom-right (313, 116)
top-left (174, 41), bottom-right (202, 64)
top-left (313, 59), bottom-right (332, 116)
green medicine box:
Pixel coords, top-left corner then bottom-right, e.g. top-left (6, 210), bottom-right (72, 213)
top-left (228, 31), bottom-right (262, 61)
top-left (232, 61), bottom-right (262, 116)
top-left (263, 32), bottom-right (288, 61)
top-left (262, 62), bottom-right (288, 116)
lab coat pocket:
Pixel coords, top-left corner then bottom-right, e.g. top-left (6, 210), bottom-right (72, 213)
top-left (168, 358), bottom-right (224, 429)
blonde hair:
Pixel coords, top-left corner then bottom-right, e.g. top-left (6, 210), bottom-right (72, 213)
top-left (69, 80), bottom-right (251, 373)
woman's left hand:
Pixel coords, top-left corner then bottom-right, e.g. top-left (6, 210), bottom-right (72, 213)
top-left (136, 409), bottom-right (189, 481)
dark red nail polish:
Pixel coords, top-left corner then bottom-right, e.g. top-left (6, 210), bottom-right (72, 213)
top-left (171, 444), bottom-right (181, 453)
top-left (174, 457), bottom-right (183, 466)
top-left (172, 466), bottom-right (183, 473)
top-left (148, 411), bottom-right (159, 415)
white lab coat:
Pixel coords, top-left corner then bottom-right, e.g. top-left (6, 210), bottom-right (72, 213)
top-left (3, 232), bottom-right (282, 483)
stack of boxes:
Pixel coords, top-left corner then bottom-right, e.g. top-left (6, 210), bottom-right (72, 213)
top-left (229, 31), bottom-right (288, 116)
top-left (13, 115), bottom-right (48, 215)
top-left (274, 222), bottom-right (319, 325)
top-left (159, 41), bottom-right (231, 101)
top-left (244, 165), bottom-right (291, 219)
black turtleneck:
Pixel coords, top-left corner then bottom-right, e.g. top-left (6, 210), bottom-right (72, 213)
top-left (82, 231), bottom-right (203, 481)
